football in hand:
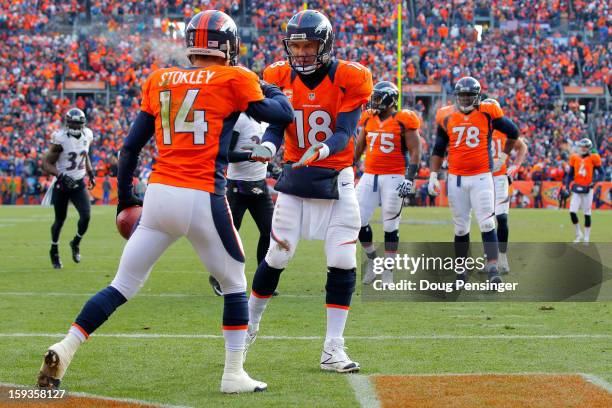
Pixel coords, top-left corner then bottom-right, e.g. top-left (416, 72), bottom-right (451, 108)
top-left (116, 206), bottom-right (142, 240)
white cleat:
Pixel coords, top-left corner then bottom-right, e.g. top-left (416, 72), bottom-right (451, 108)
top-left (37, 342), bottom-right (74, 388)
top-left (362, 259), bottom-right (377, 284)
top-left (221, 370), bottom-right (267, 393)
top-left (243, 326), bottom-right (258, 362)
top-left (381, 269), bottom-right (394, 285)
top-left (320, 337), bottom-right (360, 373)
top-left (573, 229), bottom-right (583, 243)
top-left (498, 252), bottom-right (510, 274)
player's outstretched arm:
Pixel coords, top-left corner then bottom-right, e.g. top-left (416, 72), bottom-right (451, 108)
top-left (396, 128), bottom-right (422, 197)
top-left (245, 82), bottom-right (293, 126)
top-left (117, 111), bottom-right (154, 212)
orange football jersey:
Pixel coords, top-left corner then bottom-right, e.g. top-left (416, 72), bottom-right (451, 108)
top-left (569, 153), bottom-right (602, 186)
top-left (491, 129), bottom-right (508, 177)
top-left (263, 59), bottom-right (373, 170)
top-left (140, 65), bottom-right (264, 194)
top-left (359, 109), bottom-right (421, 174)
top-left (435, 101), bottom-right (504, 176)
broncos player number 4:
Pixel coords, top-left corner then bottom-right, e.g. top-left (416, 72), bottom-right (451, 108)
top-left (159, 89), bottom-right (209, 145)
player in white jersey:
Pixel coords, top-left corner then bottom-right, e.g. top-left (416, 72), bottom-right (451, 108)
top-left (42, 108), bottom-right (96, 269)
top-left (208, 113), bottom-right (277, 297)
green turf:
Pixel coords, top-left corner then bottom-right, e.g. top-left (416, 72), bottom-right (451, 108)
top-left (0, 206), bottom-right (611, 407)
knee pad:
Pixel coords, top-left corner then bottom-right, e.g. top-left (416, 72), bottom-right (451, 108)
top-left (479, 216), bottom-right (496, 233)
top-left (454, 233), bottom-right (470, 258)
top-left (570, 212), bottom-right (579, 224)
top-left (222, 292), bottom-right (248, 327)
top-left (327, 239), bottom-right (358, 270)
top-left (585, 215), bottom-right (591, 228)
top-left (384, 230), bottom-right (399, 253)
top-left (252, 261), bottom-right (283, 297)
top-left (325, 267), bottom-right (356, 307)
top-left (358, 225), bottom-right (373, 245)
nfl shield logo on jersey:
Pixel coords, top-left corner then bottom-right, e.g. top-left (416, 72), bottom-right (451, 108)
top-left (308, 92), bottom-right (315, 100)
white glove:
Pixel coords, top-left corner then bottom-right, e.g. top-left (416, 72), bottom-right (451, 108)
top-left (428, 172), bottom-right (440, 196)
top-left (506, 164), bottom-right (519, 178)
top-left (396, 178), bottom-right (415, 198)
top-left (493, 152), bottom-right (508, 172)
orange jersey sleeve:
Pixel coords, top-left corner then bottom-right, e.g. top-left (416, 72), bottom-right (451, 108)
top-left (335, 61), bottom-right (373, 113)
top-left (479, 100), bottom-right (504, 120)
top-left (395, 109), bottom-right (421, 130)
top-left (358, 110), bottom-right (371, 127)
top-left (141, 65), bottom-right (264, 194)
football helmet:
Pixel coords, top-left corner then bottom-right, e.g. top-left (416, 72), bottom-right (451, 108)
top-left (283, 10), bottom-right (334, 75)
top-left (65, 108), bottom-right (86, 138)
top-left (577, 138), bottom-right (592, 156)
top-left (369, 81), bottom-right (399, 114)
top-left (185, 10), bottom-right (239, 65)
top-left (454, 76), bottom-right (481, 113)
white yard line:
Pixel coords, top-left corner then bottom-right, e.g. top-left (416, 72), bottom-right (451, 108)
top-left (346, 375), bottom-right (380, 408)
top-left (0, 333), bottom-right (610, 340)
top-left (580, 373), bottom-right (612, 393)
top-left (0, 381), bottom-right (191, 408)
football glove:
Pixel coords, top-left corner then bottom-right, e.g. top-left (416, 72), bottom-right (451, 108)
top-left (396, 178), bottom-right (415, 198)
top-left (493, 152), bottom-right (508, 172)
top-left (428, 172), bottom-right (441, 196)
top-left (292, 143), bottom-right (330, 169)
top-left (242, 144), bottom-right (273, 162)
top-left (87, 170), bottom-right (96, 190)
top-left (116, 195), bottom-right (143, 217)
top-left (58, 173), bottom-right (79, 190)
top-left (506, 164), bottom-right (519, 178)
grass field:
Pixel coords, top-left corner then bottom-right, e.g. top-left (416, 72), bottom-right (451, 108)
top-left (0, 206), bottom-right (611, 407)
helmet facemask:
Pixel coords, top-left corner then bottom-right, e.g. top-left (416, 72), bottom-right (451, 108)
top-left (369, 90), bottom-right (396, 115)
top-left (283, 37), bottom-right (329, 75)
top-left (456, 92), bottom-right (480, 113)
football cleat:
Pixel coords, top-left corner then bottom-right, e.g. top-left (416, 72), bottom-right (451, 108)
top-left (454, 272), bottom-right (468, 290)
top-left (320, 338), bottom-right (360, 373)
top-left (381, 269), bottom-right (394, 285)
top-left (498, 252), bottom-right (510, 274)
top-left (573, 231), bottom-right (583, 243)
top-left (485, 263), bottom-right (503, 284)
top-left (69, 240), bottom-right (81, 263)
top-left (220, 370), bottom-right (267, 393)
top-left (243, 326), bottom-right (258, 362)
top-left (49, 247), bottom-right (62, 269)
top-left (362, 260), bottom-right (377, 285)
top-left (37, 342), bottom-right (74, 388)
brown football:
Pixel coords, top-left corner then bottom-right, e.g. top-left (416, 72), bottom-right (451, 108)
top-left (116, 206), bottom-right (142, 240)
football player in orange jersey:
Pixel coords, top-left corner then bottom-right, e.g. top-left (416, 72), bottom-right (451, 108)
top-left (428, 77), bottom-right (519, 285)
top-left (565, 138), bottom-right (604, 243)
top-left (37, 10), bottom-right (293, 394)
top-left (484, 99), bottom-right (528, 274)
top-left (243, 10), bottom-right (373, 373)
top-left (354, 81), bottom-right (422, 285)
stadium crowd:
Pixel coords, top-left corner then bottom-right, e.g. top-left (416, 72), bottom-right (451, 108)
top-left (0, 0), bottom-right (609, 204)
